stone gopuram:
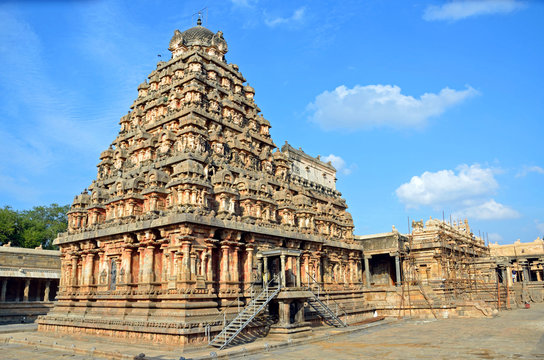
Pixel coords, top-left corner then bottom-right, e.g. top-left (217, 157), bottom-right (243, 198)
top-left (38, 21), bottom-right (368, 346)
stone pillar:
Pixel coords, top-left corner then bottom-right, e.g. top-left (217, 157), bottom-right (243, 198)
top-left (190, 251), bottom-right (197, 280)
top-left (257, 257), bottom-right (263, 283)
top-left (181, 241), bottom-right (191, 281)
top-left (200, 251), bottom-right (207, 277)
top-left (506, 265), bottom-right (514, 287)
top-left (355, 260), bottom-right (362, 282)
top-left (71, 256), bottom-right (78, 286)
top-left (121, 248), bottom-right (133, 284)
top-left (142, 245), bottom-right (155, 283)
top-left (523, 265), bottom-right (530, 283)
top-left (280, 254), bottom-right (286, 288)
top-left (317, 257), bottom-right (323, 283)
top-left (364, 256), bottom-right (371, 288)
top-left (263, 256), bottom-right (269, 284)
top-left (278, 300), bottom-right (291, 326)
top-left (395, 255), bottom-right (401, 287)
top-left (158, 248), bottom-right (167, 282)
top-left (59, 259), bottom-right (66, 288)
top-left (220, 244), bottom-right (230, 283)
top-left (538, 270), bottom-right (543, 282)
top-left (23, 279), bottom-right (30, 302)
top-left (44, 280), bottom-right (51, 302)
top-left (231, 246), bottom-right (240, 284)
top-left (303, 255), bottom-right (310, 285)
top-left (174, 251), bottom-right (183, 281)
top-left (84, 253), bottom-right (95, 285)
top-left (0, 278), bottom-right (6, 302)
top-left (296, 256), bottom-right (301, 287)
top-left (245, 245), bottom-right (254, 285)
top-left (206, 246), bottom-right (214, 282)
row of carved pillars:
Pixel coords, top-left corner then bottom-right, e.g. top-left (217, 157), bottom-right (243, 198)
top-left (323, 257), bottom-right (363, 286)
top-left (505, 261), bottom-right (544, 286)
top-left (0, 277), bottom-right (56, 302)
top-left (61, 240), bottom-right (256, 293)
top-left (61, 244), bottom-right (367, 292)
top-left (259, 254), bottom-right (364, 288)
top-left (218, 242), bottom-right (254, 291)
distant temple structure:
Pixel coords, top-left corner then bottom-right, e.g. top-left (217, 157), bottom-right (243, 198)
top-left (38, 21), bottom-right (367, 347)
top-left (0, 244), bottom-right (60, 324)
top-left (490, 238), bottom-right (544, 304)
top-left (356, 218), bottom-right (507, 317)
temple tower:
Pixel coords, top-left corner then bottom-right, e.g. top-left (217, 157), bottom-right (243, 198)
top-left (38, 21), bottom-right (364, 346)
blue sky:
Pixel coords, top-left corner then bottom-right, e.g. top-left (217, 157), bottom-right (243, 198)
top-left (0, 0), bottom-right (542, 244)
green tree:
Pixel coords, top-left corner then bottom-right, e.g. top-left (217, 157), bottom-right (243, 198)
top-left (0, 204), bottom-right (69, 249)
top-left (0, 206), bottom-right (21, 246)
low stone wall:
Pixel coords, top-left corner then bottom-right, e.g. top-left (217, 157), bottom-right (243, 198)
top-left (512, 282), bottom-right (544, 305)
top-left (0, 302), bottom-right (55, 324)
top-left (364, 286), bottom-right (501, 319)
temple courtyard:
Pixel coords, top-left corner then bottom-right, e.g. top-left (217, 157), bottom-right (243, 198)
top-left (0, 304), bottom-right (542, 359)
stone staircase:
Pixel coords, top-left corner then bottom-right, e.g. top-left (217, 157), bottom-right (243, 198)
top-left (209, 274), bottom-right (348, 350)
top-left (209, 279), bottom-right (281, 350)
top-left (306, 293), bottom-right (347, 327)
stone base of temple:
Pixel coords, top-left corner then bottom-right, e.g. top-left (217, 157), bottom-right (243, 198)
top-left (37, 288), bottom-right (373, 346)
top-left (267, 322), bottom-right (312, 340)
top-left (0, 302), bottom-right (55, 324)
top-left (364, 286), bottom-right (502, 319)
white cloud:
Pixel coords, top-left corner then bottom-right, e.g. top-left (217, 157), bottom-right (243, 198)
top-left (453, 199), bottom-right (520, 220)
top-left (396, 164), bottom-right (519, 221)
top-left (307, 84), bottom-right (478, 131)
top-left (423, 0), bottom-right (526, 22)
top-left (265, 7), bottom-right (305, 27)
top-left (396, 164), bottom-right (497, 207)
top-left (516, 165), bottom-right (544, 178)
top-left (322, 154), bottom-right (352, 175)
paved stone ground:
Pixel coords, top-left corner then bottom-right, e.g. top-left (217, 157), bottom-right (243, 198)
top-left (238, 304), bottom-right (544, 360)
top-left (1, 342), bottom-right (98, 360)
top-left (1, 305), bottom-right (544, 359)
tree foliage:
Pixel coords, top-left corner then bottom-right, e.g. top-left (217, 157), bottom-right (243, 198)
top-left (0, 204), bottom-right (69, 249)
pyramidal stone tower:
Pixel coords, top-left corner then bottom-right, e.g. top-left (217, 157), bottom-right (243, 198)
top-left (38, 22), bottom-right (366, 345)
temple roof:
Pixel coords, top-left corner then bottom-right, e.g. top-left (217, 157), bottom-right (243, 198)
top-left (62, 23), bottom-right (354, 245)
top-left (169, 22), bottom-right (228, 54)
top-left (181, 25), bottom-right (215, 44)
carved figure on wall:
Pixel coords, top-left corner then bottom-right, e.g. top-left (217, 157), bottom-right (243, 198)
top-left (100, 269), bottom-right (107, 284)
